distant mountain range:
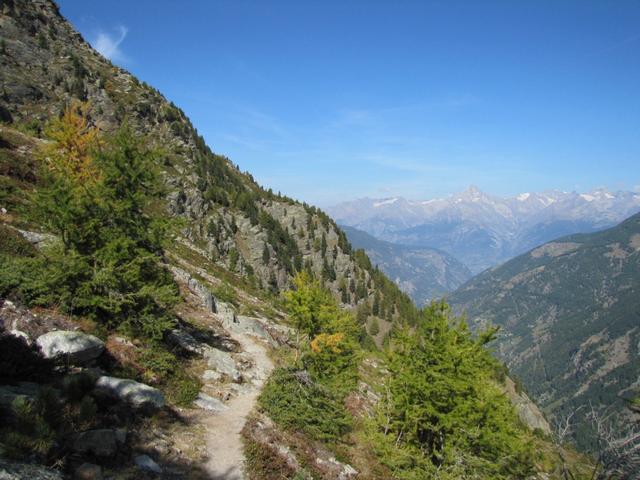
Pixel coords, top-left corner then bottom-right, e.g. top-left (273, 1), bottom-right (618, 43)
top-left (341, 225), bottom-right (472, 306)
top-left (449, 212), bottom-right (640, 449)
top-left (328, 186), bottom-right (640, 273)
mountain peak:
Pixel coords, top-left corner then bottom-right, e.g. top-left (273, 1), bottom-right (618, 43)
top-left (457, 184), bottom-right (489, 202)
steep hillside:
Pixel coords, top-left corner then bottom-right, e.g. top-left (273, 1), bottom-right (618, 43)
top-left (0, 2), bottom-right (597, 479)
top-left (328, 186), bottom-right (640, 273)
top-left (449, 212), bottom-right (640, 449)
top-left (0, 0), bottom-right (418, 328)
top-left (341, 225), bottom-right (471, 305)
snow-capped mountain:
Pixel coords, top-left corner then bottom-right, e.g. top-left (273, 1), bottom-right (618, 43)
top-left (327, 186), bottom-right (640, 273)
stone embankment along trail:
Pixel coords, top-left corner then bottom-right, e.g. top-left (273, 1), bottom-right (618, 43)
top-left (202, 326), bottom-right (274, 479)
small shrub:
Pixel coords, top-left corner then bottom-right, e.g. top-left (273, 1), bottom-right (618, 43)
top-left (1, 397), bottom-right (56, 460)
top-left (61, 371), bottom-right (97, 402)
top-left (214, 282), bottom-right (237, 305)
top-left (165, 369), bottom-right (201, 407)
top-left (0, 225), bottom-right (37, 257)
top-left (259, 368), bottom-right (351, 442)
top-left (138, 343), bottom-right (176, 381)
top-left (244, 435), bottom-right (299, 480)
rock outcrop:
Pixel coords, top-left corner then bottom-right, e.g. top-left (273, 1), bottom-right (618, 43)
top-left (170, 266), bottom-right (216, 312)
top-left (134, 455), bottom-right (162, 474)
top-left (36, 331), bottom-right (105, 364)
top-left (94, 376), bottom-right (165, 409)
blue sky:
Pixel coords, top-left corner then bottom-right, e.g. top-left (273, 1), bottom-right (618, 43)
top-left (58, 1), bottom-right (640, 206)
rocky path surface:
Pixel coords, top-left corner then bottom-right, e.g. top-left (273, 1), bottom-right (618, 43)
top-left (202, 328), bottom-right (274, 479)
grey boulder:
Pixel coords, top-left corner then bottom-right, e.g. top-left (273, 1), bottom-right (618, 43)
top-left (134, 455), bottom-right (162, 474)
top-left (94, 376), bottom-right (165, 409)
top-left (36, 331), bottom-right (104, 364)
top-left (194, 392), bottom-right (228, 413)
top-left (167, 328), bottom-right (205, 354)
top-left (203, 348), bottom-right (241, 382)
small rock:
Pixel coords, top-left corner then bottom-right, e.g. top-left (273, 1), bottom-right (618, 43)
top-left (17, 229), bottom-right (56, 246)
top-left (73, 429), bottom-right (118, 457)
top-left (94, 376), bottom-right (165, 409)
top-left (194, 392), bottom-right (228, 412)
top-left (134, 454), bottom-right (162, 474)
top-left (167, 329), bottom-right (205, 354)
top-left (203, 348), bottom-right (242, 382)
top-left (202, 370), bottom-right (222, 382)
top-left (339, 463), bottom-right (359, 479)
top-left (315, 456), bottom-right (358, 480)
top-left (74, 463), bottom-right (102, 480)
top-left (36, 331), bottom-right (105, 364)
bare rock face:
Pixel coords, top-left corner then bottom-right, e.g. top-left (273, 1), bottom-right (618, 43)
top-left (188, 276), bottom-right (216, 313)
top-left (504, 378), bottom-right (552, 435)
top-left (170, 266), bottom-right (216, 312)
top-left (36, 331), bottom-right (105, 364)
top-left (94, 376), bottom-right (165, 409)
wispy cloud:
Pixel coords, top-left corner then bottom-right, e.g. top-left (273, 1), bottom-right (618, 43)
top-left (93, 25), bottom-right (129, 63)
top-left (238, 107), bottom-right (291, 140)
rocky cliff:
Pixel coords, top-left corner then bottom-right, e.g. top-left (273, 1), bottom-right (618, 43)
top-left (0, 0), bottom-right (417, 329)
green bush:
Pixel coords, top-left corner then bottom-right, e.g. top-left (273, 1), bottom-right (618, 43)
top-left (165, 369), bottom-right (201, 407)
top-left (214, 282), bottom-right (237, 305)
top-left (371, 302), bottom-right (536, 479)
top-left (1, 397), bottom-right (56, 460)
top-left (0, 107), bottom-right (180, 340)
top-left (259, 368), bottom-right (351, 442)
top-left (138, 343), bottom-right (177, 380)
top-left (0, 225), bottom-right (37, 257)
top-left (138, 343), bottom-right (201, 406)
top-left (244, 433), bottom-right (301, 480)
top-left (369, 317), bottom-right (380, 336)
